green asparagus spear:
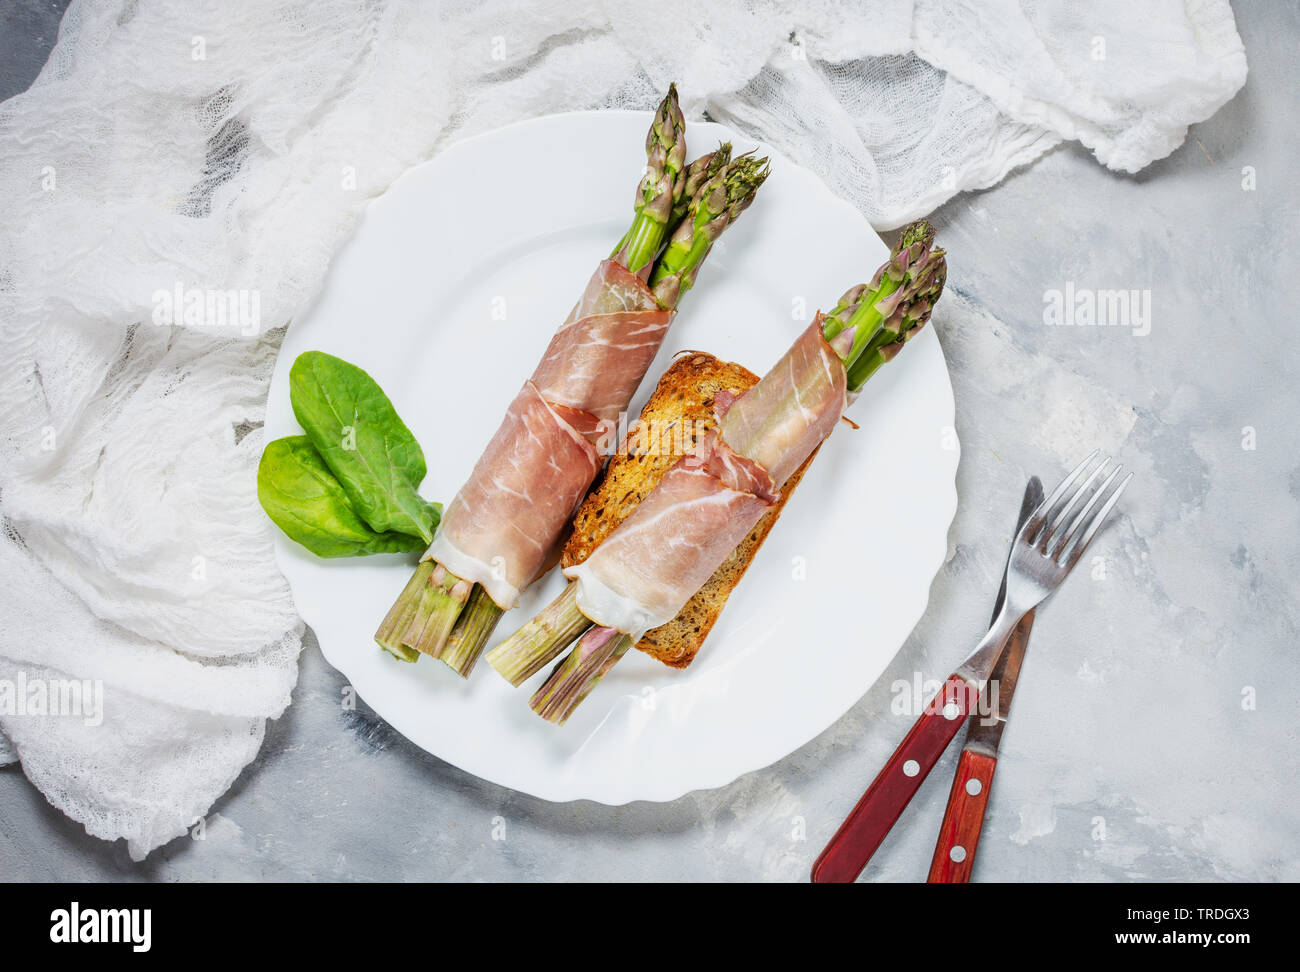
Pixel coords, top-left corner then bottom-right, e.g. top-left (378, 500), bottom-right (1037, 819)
top-left (611, 84), bottom-right (688, 274)
top-left (650, 152), bottom-right (770, 308)
top-left (485, 583), bottom-right (592, 685)
top-left (530, 627), bottom-right (634, 725)
top-left (824, 220), bottom-right (947, 391)
top-left (670, 145), bottom-right (730, 227)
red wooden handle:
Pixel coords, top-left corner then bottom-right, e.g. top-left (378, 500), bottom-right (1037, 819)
top-left (927, 748), bottom-right (996, 882)
top-left (811, 674), bottom-right (975, 883)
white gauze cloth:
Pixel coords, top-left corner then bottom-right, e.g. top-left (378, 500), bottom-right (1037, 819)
top-left (0, 0), bottom-right (1245, 858)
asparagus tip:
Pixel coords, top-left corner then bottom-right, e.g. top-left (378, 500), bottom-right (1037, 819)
top-left (896, 218), bottom-right (936, 253)
top-left (829, 219), bottom-right (947, 391)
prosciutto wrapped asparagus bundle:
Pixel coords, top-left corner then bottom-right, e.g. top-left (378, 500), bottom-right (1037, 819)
top-left (487, 221), bottom-right (947, 723)
top-left (375, 86), bottom-right (771, 674)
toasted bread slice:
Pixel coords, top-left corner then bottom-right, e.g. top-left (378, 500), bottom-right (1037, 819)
top-left (562, 352), bottom-right (817, 668)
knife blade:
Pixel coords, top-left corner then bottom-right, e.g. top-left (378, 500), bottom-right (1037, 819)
top-left (965, 475), bottom-right (1043, 755)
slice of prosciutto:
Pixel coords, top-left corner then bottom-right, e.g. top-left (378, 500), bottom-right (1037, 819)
top-left (565, 318), bottom-right (847, 635)
top-left (426, 260), bottom-right (674, 608)
top-left (531, 261), bottom-right (676, 425)
top-left (716, 313), bottom-right (846, 486)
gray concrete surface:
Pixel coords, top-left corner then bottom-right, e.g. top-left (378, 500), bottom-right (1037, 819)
top-left (1, 2), bottom-right (1295, 881)
top-left (0, 0), bottom-right (69, 103)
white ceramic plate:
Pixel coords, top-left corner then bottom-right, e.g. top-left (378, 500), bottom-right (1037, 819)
top-left (268, 111), bottom-right (959, 803)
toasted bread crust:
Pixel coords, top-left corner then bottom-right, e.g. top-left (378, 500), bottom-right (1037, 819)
top-left (561, 352), bottom-right (816, 668)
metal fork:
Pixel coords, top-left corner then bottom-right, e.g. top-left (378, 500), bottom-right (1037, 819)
top-left (811, 451), bottom-right (1132, 882)
top-left (956, 449), bottom-right (1132, 692)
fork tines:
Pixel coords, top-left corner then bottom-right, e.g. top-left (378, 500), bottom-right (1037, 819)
top-left (1027, 450), bottom-right (1132, 568)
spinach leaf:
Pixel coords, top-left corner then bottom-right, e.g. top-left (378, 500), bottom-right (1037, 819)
top-left (257, 436), bottom-right (435, 558)
top-left (289, 351), bottom-right (439, 543)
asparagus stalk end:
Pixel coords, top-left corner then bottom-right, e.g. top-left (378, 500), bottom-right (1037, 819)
top-left (375, 559), bottom-right (471, 661)
top-left (531, 627), bottom-right (634, 725)
top-left (485, 581), bottom-right (593, 686)
top-left (439, 583), bottom-right (506, 677)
